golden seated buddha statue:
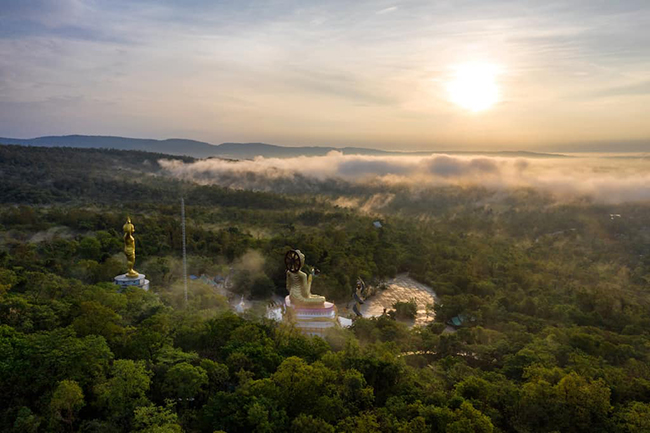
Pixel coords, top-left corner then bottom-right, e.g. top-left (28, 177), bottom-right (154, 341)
top-left (285, 250), bottom-right (326, 306)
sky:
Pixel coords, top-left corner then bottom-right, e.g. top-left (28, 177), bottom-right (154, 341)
top-left (1, 0), bottom-right (649, 150)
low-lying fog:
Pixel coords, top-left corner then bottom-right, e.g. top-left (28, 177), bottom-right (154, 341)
top-left (159, 152), bottom-right (650, 204)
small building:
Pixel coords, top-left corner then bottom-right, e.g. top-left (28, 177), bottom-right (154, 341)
top-left (447, 313), bottom-right (474, 328)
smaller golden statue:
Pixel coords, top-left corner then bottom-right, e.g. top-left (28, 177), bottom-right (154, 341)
top-left (285, 250), bottom-right (325, 306)
top-left (123, 217), bottom-right (139, 278)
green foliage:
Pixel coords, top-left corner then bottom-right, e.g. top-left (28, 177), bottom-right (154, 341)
top-left (617, 402), bottom-right (650, 433)
top-left (49, 380), bottom-right (84, 430)
top-left (95, 360), bottom-right (152, 426)
top-left (2, 145), bottom-right (650, 432)
top-left (79, 237), bottom-right (102, 261)
top-left (447, 402), bottom-right (494, 433)
top-left (133, 402), bottom-right (183, 433)
top-left (290, 414), bottom-right (334, 432)
top-left (392, 300), bottom-right (418, 320)
top-left (162, 362), bottom-right (208, 402)
top-left (0, 268), bottom-right (18, 296)
top-left (250, 274), bottom-right (276, 299)
top-left (12, 407), bottom-right (40, 433)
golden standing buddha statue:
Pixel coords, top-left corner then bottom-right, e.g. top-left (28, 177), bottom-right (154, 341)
top-left (123, 217), bottom-right (139, 278)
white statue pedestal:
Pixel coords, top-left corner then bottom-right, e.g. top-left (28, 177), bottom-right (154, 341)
top-left (114, 273), bottom-right (150, 291)
top-left (285, 295), bottom-right (338, 337)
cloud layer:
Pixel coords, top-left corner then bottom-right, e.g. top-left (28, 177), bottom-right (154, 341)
top-left (159, 153), bottom-right (650, 203)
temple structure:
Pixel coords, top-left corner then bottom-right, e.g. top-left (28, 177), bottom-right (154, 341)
top-left (284, 249), bottom-right (339, 336)
top-left (114, 217), bottom-right (150, 291)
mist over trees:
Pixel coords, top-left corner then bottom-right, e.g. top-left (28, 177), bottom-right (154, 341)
top-left (1, 144), bottom-right (650, 432)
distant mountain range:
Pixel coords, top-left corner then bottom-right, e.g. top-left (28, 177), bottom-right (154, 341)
top-left (540, 140), bottom-right (650, 154)
top-left (0, 135), bottom-right (568, 159)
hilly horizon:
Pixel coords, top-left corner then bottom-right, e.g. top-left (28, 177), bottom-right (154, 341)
top-left (0, 134), bottom-right (573, 159)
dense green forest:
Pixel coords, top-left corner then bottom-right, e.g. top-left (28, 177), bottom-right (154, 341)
top-left (1, 144), bottom-right (650, 432)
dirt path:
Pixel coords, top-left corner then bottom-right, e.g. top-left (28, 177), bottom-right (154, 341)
top-left (359, 274), bottom-right (437, 326)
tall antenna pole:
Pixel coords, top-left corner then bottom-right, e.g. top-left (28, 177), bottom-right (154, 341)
top-left (181, 197), bottom-right (188, 305)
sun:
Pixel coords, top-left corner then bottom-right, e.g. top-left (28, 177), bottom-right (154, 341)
top-left (447, 63), bottom-right (500, 112)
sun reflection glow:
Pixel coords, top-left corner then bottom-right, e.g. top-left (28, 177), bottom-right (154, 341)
top-left (447, 63), bottom-right (500, 112)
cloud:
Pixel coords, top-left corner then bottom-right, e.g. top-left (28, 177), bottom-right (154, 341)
top-left (159, 152), bottom-right (650, 204)
top-left (424, 155), bottom-right (499, 177)
top-left (232, 250), bottom-right (266, 275)
top-left (593, 80), bottom-right (650, 98)
top-left (376, 6), bottom-right (398, 15)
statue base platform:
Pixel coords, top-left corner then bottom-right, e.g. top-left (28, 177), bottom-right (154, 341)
top-left (114, 273), bottom-right (150, 291)
top-left (285, 295), bottom-right (338, 337)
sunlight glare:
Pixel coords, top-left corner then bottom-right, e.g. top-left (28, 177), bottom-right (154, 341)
top-left (447, 63), bottom-right (500, 112)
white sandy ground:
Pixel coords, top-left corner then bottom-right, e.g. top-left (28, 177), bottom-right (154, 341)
top-left (359, 274), bottom-right (438, 326)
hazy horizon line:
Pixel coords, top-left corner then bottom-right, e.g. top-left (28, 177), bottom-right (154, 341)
top-left (2, 132), bottom-right (650, 154)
